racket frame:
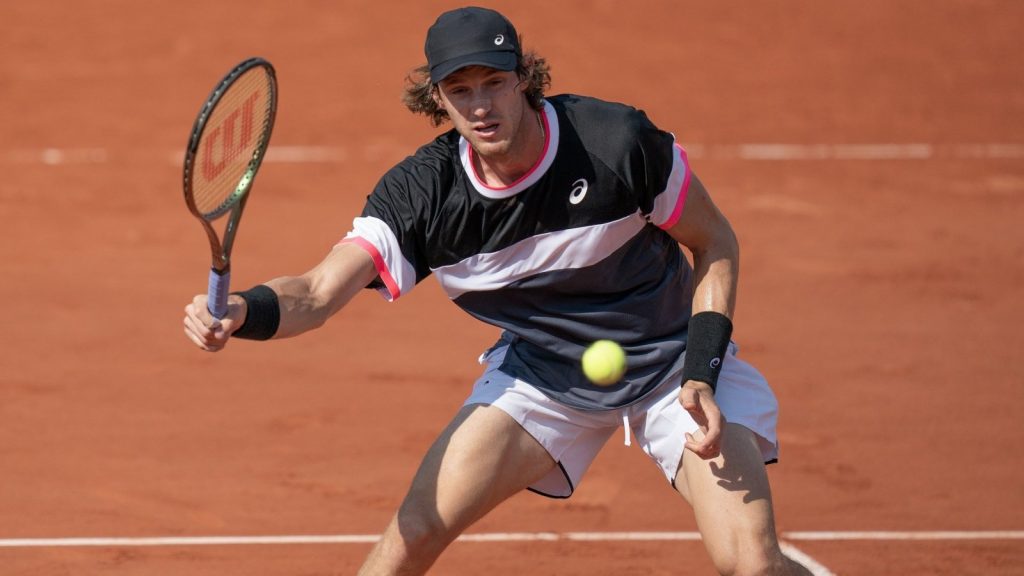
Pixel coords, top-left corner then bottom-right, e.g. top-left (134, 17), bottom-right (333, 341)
top-left (182, 57), bottom-right (277, 318)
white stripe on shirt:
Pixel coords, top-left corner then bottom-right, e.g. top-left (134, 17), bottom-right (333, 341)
top-left (433, 212), bottom-right (647, 299)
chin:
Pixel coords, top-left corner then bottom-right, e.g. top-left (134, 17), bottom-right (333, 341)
top-left (470, 138), bottom-right (512, 158)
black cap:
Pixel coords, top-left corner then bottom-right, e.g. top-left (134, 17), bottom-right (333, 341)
top-left (425, 7), bottom-right (521, 83)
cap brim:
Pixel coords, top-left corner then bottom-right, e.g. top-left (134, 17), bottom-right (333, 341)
top-left (430, 51), bottom-right (517, 83)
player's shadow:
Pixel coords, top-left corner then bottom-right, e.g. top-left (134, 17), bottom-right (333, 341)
top-left (706, 429), bottom-right (773, 505)
top-left (709, 461), bottom-right (771, 504)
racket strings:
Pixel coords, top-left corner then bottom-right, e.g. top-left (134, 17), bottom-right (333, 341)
top-left (191, 67), bottom-right (275, 218)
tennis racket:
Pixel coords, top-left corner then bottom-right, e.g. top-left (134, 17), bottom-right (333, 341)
top-left (183, 57), bottom-right (278, 319)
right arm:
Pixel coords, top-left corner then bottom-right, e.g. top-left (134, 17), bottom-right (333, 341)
top-left (183, 242), bottom-right (378, 351)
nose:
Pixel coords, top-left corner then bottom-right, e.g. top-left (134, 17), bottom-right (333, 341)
top-left (467, 94), bottom-right (492, 118)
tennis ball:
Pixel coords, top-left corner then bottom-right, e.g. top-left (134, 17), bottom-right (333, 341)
top-left (581, 340), bottom-right (627, 386)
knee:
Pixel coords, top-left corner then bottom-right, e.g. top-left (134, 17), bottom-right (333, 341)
top-left (391, 499), bottom-right (454, 557)
top-left (392, 508), bottom-right (444, 556)
top-left (710, 542), bottom-right (792, 576)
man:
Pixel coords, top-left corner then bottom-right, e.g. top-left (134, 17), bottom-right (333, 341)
top-left (184, 7), bottom-right (810, 575)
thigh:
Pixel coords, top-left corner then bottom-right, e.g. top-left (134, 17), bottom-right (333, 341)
top-left (399, 403), bottom-right (557, 535)
top-left (677, 423), bottom-right (782, 569)
top-left (466, 341), bottom-right (619, 498)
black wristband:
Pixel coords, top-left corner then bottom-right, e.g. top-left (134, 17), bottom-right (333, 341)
top-left (681, 311), bottom-right (733, 393)
top-left (231, 285), bottom-right (280, 341)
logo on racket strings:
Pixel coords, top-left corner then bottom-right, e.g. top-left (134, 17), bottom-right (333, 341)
top-left (202, 91), bottom-right (261, 182)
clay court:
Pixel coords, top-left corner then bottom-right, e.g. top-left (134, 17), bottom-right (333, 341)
top-left (1, 1), bottom-right (1022, 574)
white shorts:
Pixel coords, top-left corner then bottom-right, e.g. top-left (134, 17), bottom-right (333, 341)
top-left (463, 340), bottom-right (779, 498)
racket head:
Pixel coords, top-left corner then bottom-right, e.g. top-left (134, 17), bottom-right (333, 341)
top-left (183, 57), bottom-right (277, 225)
top-left (183, 57), bottom-right (277, 319)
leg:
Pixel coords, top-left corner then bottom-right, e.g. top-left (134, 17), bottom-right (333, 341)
top-left (676, 423), bottom-right (811, 576)
top-left (358, 404), bottom-right (556, 575)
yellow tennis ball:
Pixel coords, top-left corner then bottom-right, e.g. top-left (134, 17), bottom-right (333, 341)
top-left (581, 340), bottom-right (627, 386)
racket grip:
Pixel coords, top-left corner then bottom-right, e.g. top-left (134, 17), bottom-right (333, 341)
top-left (207, 268), bottom-right (231, 319)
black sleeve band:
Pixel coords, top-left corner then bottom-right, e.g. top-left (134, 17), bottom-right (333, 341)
top-left (681, 311), bottom-right (734, 393)
top-left (230, 285), bottom-right (280, 341)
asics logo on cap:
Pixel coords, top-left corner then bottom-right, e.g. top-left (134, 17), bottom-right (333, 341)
top-left (494, 34), bottom-right (505, 45)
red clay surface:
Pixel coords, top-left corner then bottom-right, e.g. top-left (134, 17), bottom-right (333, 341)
top-left (1, 1), bottom-right (1022, 574)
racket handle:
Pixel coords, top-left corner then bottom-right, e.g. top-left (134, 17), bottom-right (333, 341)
top-left (207, 268), bottom-right (231, 319)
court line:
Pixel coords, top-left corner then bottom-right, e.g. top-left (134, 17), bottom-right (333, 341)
top-left (784, 530), bottom-right (1024, 541)
top-left (690, 143), bottom-right (1024, 160)
top-left (0, 532), bottom-right (695, 548)
top-left (11, 530), bottom-right (1021, 576)
top-left (3, 143), bottom-right (1024, 166)
top-left (0, 535), bottom-right (381, 547)
top-left (0, 531), bottom-right (827, 573)
top-left (780, 542), bottom-right (837, 576)
top-left (1, 147), bottom-right (109, 165)
top-left (2, 529), bottom-right (1020, 548)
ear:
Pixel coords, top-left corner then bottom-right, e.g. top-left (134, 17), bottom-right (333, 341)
top-left (516, 72), bottom-right (531, 95)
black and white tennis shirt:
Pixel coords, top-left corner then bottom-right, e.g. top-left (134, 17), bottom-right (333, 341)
top-left (342, 94), bottom-right (695, 410)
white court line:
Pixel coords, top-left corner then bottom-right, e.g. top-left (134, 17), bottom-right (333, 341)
top-left (9, 530), bottom-right (1021, 576)
top-left (0, 535), bottom-right (381, 547)
top-left (564, 531), bottom-right (703, 541)
top-left (451, 531), bottom-right (701, 542)
top-left (780, 541), bottom-right (837, 576)
top-left (264, 145), bottom-right (348, 163)
top-left (706, 143), bottom-right (1024, 160)
top-left (0, 531), bottom-right (827, 573)
top-left (1, 530), bottom-right (1020, 548)
top-left (785, 530), bottom-right (1024, 541)
top-left (4, 143), bottom-right (1024, 166)
top-left (728, 143), bottom-right (935, 160)
top-left (1, 530), bottom-right (1016, 573)
top-left (2, 147), bottom-right (109, 165)
top-left (0, 531), bottom-right (698, 548)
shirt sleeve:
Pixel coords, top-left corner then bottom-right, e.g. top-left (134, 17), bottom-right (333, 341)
top-left (338, 155), bottom-right (441, 301)
top-left (629, 112), bottom-right (692, 230)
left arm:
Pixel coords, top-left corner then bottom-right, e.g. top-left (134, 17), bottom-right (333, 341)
top-left (666, 172), bottom-right (739, 460)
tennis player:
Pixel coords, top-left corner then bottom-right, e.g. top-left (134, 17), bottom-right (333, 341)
top-left (183, 7), bottom-right (811, 575)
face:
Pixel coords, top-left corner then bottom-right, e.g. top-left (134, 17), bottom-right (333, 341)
top-left (434, 66), bottom-right (531, 160)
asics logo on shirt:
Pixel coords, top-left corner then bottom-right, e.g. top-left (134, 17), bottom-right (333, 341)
top-left (569, 178), bottom-right (589, 204)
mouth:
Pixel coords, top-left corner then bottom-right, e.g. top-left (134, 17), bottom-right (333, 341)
top-left (473, 122), bottom-right (500, 137)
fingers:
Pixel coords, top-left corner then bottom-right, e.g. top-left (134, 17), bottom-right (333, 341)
top-left (183, 299), bottom-right (228, 352)
top-left (680, 381), bottom-right (724, 460)
top-left (685, 416), bottom-right (722, 459)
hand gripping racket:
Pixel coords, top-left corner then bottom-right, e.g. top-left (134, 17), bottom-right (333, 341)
top-left (183, 57), bottom-right (278, 319)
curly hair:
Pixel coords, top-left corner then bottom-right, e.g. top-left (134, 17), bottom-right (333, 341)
top-left (402, 47), bottom-right (551, 127)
